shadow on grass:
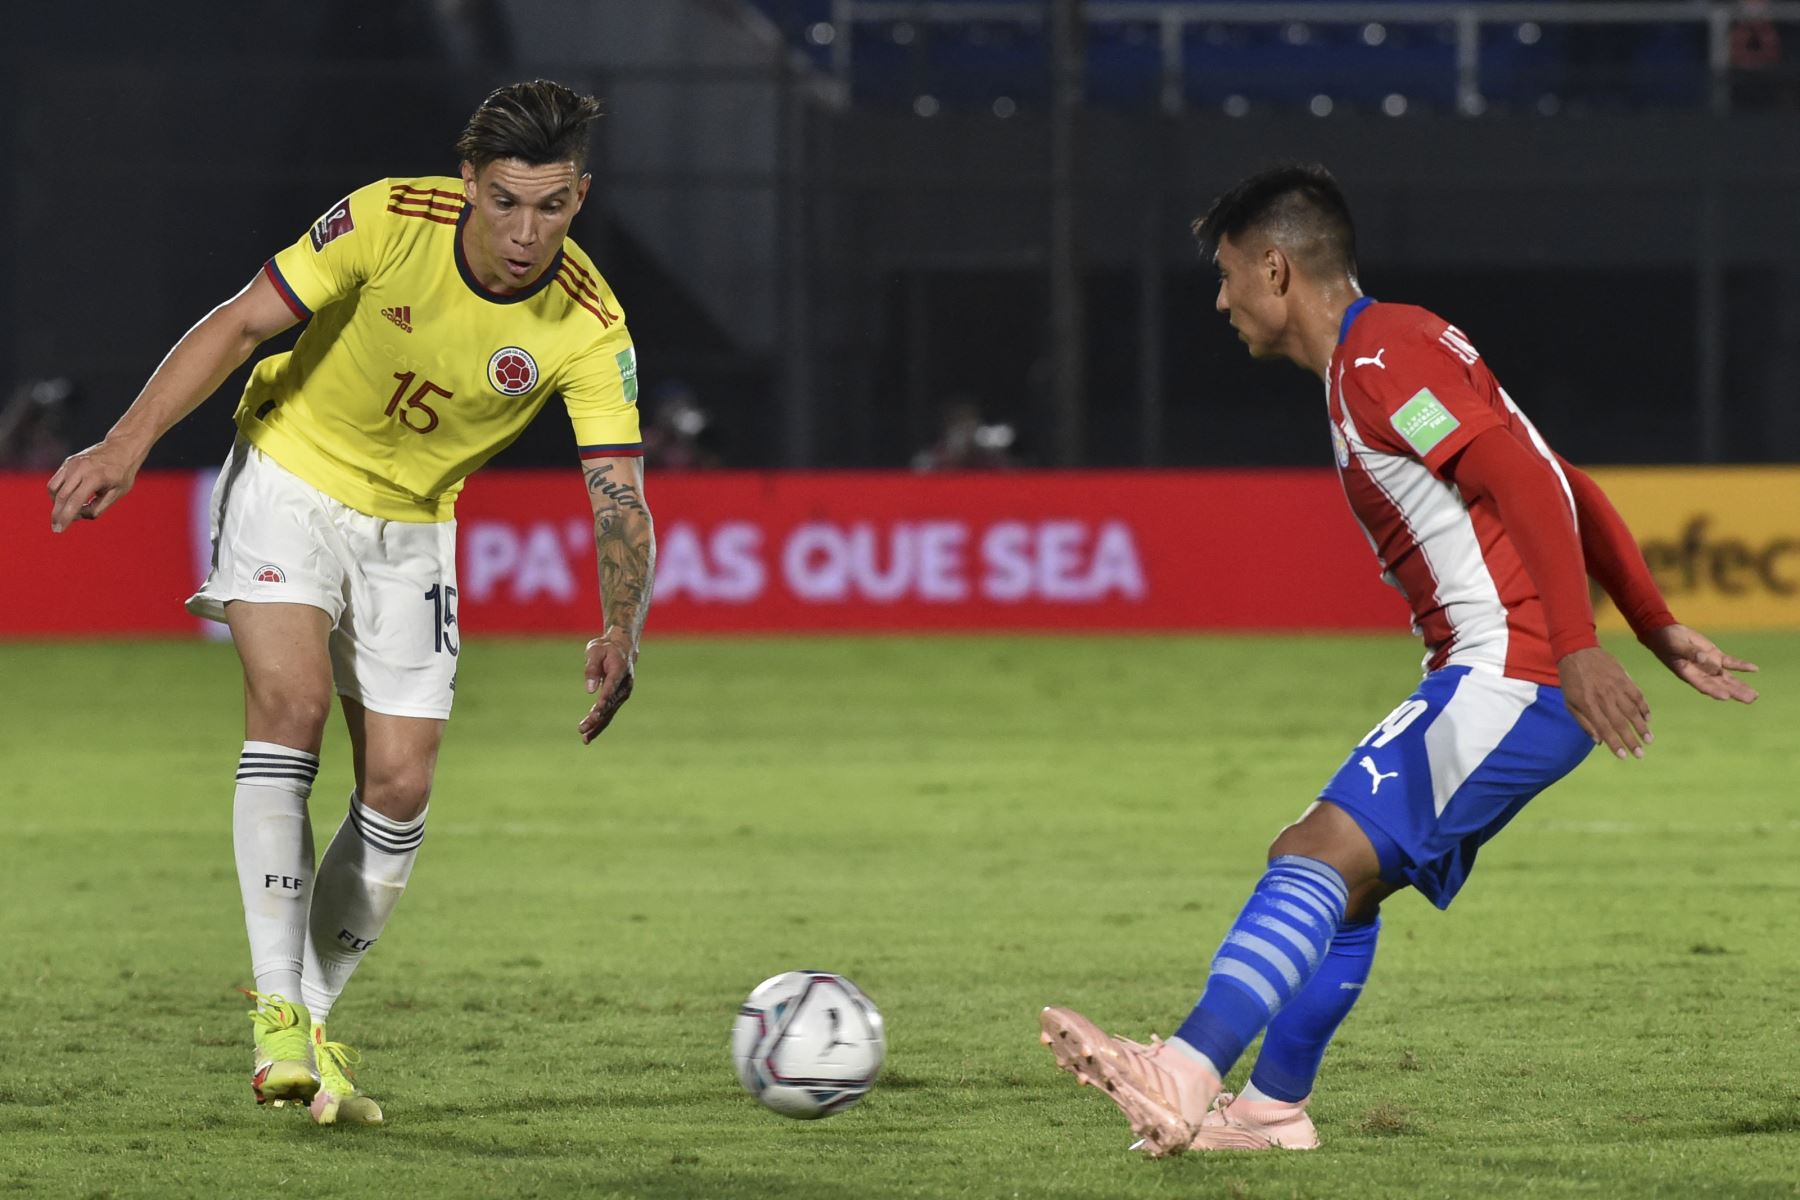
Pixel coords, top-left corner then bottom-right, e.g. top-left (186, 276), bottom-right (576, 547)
top-left (405, 1092), bottom-right (609, 1118)
top-left (872, 1070), bottom-right (928, 1091)
top-left (1721, 1108), bottom-right (1800, 1135)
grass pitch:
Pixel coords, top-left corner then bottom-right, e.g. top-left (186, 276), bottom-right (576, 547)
top-left (1, 632), bottom-right (1796, 1199)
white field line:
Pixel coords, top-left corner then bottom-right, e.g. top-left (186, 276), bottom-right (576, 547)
top-left (1524, 819), bottom-right (1800, 836)
top-left (417, 818), bottom-right (1800, 838)
top-left (13, 819), bottom-right (1800, 839)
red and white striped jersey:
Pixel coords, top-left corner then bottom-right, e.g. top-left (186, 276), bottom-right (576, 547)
top-left (1327, 299), bottom-right (1575, 686)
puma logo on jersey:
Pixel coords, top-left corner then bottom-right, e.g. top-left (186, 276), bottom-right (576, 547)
top-left (381, 306), bottom-right (413, 333)
top-left (1359, 755), bottom-right (1400, 794)
top-left (1354, 348), bottom-right (1387, 370)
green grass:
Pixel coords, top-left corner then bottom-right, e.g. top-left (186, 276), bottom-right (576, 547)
top-left (1, 632), bottom-right (1796, 1199)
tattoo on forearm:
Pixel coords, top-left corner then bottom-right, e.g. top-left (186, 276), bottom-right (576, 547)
top-left (588, 463), bottom-right (655, 640)
top-left (585, 464), bottom-right (646, 512)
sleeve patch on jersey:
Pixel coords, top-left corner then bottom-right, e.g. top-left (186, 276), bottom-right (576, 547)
top-left (616, 348), bottom-right (639, 405)
top-left (309, 197), bottom-right (355, 251)
top-left (1391, 388), bottom-right (1460, 456)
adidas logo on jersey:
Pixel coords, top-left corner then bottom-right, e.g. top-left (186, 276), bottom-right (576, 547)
top-left (381, 306), bottom-right (413, 333)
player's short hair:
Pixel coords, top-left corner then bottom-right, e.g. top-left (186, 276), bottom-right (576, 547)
top-left (455, 80), bottom-right (603, 174)
top-left (1192, 164), bottom-right (1358, 281)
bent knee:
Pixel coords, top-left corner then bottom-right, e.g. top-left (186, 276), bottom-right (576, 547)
top-left (1266, 804), bottom-right (1383, 891)
top-left (358, 768), bottom-right (434, 823)
top-left (1268, 817), bottom-right (1333, 863)
top-left (245, 688), bottom-right (333, 748)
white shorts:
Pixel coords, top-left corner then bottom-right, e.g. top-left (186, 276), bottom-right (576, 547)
top-left (187, 438), bottom-right (459, 719)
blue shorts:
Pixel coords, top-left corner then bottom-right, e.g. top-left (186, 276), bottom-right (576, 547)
top-left (1318, 666), bottom-right (1593, 909)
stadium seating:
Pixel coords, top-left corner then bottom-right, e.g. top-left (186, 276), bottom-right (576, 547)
top-left (741, 0), bottom-right (1717, 114)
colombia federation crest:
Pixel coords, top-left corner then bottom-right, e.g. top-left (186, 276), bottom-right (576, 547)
top-left (487, 346), bottom-right (539, 396)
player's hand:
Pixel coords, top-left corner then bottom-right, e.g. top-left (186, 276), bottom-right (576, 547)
top-left (579, 628), bottom-right (637, 745)
top-left (47, 440), bottom-right (141, 532)
top-left (1640, 623), bottom-right (1759, 704)
top-left (1558, 646), bottom-right (1652, 760)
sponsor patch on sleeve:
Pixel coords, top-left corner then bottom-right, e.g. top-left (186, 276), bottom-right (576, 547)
top-left (1390, 388), bottom-right (1460, 456)
top-left (309, 198), bottom-right (355, 251)
top-left (616, 347), bottom-right (639, 405)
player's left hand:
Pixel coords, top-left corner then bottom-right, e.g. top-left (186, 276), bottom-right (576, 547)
top-left (579, 628), bottom-right (637, 745)
top-left (1557, 646), bottom-right (1652, 760)
top-left (1640, 623), bottom-right (1759, 704)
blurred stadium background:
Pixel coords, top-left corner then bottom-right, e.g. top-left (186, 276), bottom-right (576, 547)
top-left (3, 0), bottom-right (1796, 638)
top-left (10, 0), bottom-right (1800, 471)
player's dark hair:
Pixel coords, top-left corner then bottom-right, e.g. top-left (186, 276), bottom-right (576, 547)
top-left (456, 80), bottom-right (602, 173)
top-left (1192, 164), bottom-right (1358, 281)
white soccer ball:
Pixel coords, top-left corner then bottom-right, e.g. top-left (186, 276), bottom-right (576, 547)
top-left (732, 970), bottom-right (885, 1119)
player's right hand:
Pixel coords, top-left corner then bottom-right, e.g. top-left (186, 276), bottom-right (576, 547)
top-left (47, 440), bottom-right (139, 532)
top-left (1557, 646), bottom-right (1652, 760)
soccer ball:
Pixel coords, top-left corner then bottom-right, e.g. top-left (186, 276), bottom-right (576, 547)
top-left (732, 971), bottom-right (885, 1119)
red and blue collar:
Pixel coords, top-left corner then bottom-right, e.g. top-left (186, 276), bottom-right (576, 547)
top-left (454, 203), bottom-right (563, 305)
top-left (1337, 295), bottom-right (1376, 345)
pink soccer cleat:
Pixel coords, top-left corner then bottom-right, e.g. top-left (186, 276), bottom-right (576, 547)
top-left (1039, 1006), bottom-right (1220, 1157)
top-left (1189, 1090), bottom-right (1321, 1151)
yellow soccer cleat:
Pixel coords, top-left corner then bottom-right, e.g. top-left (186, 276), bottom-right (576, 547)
top-left (308, 1024), bottom-right (385, 1126)
top-left (243, 989), bottom-right (319, 1107)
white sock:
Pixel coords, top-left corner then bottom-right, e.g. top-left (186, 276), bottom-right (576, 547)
top-left (302, 790), bottom-right (426, 1023)
top-left (233, 741), bottom-right (319, 1000)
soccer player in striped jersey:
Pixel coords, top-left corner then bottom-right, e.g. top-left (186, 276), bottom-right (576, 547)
top-left (47, 81), bottom-right (653, 1124)
top-left (1040, 164), bottom-right (1761, 1155)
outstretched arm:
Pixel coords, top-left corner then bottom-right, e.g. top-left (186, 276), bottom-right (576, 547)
top-left (48, 269), bottom-right (300, 531)
top-left (1555, 455), bottom-right (1759, 704)
top-left (578, 455), bottom-right (656, 745)
top-left (1554, 456), bottom-right (1674, 638)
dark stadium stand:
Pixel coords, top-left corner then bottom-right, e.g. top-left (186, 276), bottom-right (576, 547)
top-left (743, 0), bottom-right (1723, 114)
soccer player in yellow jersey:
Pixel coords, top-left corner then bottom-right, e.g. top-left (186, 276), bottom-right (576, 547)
top-left (46, 81), bottom-right (653, 1125)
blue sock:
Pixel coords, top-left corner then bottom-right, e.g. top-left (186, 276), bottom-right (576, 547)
top-left (1172, 855), bottom-right (1348, 1078)
top-left (1245, 917), bottom-right (1381, 1101)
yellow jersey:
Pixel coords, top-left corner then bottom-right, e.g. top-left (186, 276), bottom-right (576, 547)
top-left (237, 176), bottom-right (641, 522)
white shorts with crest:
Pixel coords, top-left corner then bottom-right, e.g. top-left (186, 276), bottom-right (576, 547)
top-left (187, 438), bottom-right (459, 719)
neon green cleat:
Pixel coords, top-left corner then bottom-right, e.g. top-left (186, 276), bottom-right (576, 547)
top-left (309, 1024), bottom-right (384, 1126)
top-left (242, 989), bottom-right (319, 1107)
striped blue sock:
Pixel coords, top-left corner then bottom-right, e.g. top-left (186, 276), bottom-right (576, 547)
top-left (1246, 916), bottom-right (1380, 1101)
top-left (1171, 855), bottom-right (1349, 1078)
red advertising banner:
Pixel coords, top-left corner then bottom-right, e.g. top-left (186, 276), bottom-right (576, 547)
top-left (2, 472), bottom-right (204, 636)
top-left (2, 469), bottom-right (1406, 637)
top-left (456, 470), bottom-right (1401, 633)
